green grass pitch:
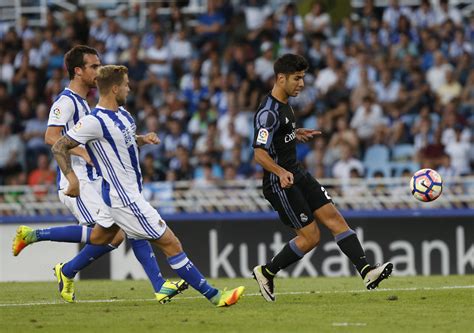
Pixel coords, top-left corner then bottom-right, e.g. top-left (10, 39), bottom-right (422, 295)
top-left (0, 275), bottom-right (472, 332)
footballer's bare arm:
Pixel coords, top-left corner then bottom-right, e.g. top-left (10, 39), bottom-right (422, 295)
top-left (52, 135), bottom-right (81, 197)
top-left (52, 135), bottom-right (80, 176)
top-left (45, 126), bottom-right (93, 165)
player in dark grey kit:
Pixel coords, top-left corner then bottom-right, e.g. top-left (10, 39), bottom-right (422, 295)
top-left (252, 53), bottom-right (393, 302)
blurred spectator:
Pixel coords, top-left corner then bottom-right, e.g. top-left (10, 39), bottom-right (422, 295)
top-left (332, 143), bottom-right (365, 179)
top-left (145, 34), bottom-right (171, 78)
top-left (315, 51), bottom-right (338, 94)
top-left (350, 67), bottom-right (374, 110)
top-left (195, 0), bottom-right (225, 50)
top-left (217, 98), bottom-right (249, 142)
top-left (412, 0), bottom-right (436, 29)
top-left (27, 152), bottom-right (55, 199)
top-left (345, 51), bottom-right (377, 90)
top-left (90, 9), bottom-right (108, 41)
top-left (350, 95), bottom-right (386, 145)
top-left (304, 136), bottom-right (327, 178)
top-left (138, 115), bottom-right (163, 162)
top-left (382, 0), bottom-right (412, 30)
top-left (436, 69), bottom-right (462, 105)
top-left (238, 61), bottom-right (264, 110)
top-left (141, 153), bottom-right (165, 183)
top-left (437, 154), bottom-right (459, 179)
top-left (163, 118), bottom-right (192, 159)
top-left (169, 145), bottom-right (194, 181)
top-left (277, 3), bottom-right (303, 36)
top-left (443, 124), bottom-right (471, 174)
top-left (449, 29), bottom-right (471, 60)
top-left (374, 69), bottom-right (401, 106)
top-left (22, 103), bottom-right (49, 167)
top-left (441, 108), bottom-right (471, 146)
top-left (255, 41), bottom-right (274, 84)
top-left (124, 48), bottom-right (147, 102)
top-left (103, 20), bottom-right (130, 64)
top-left (418, 127), bottom-right (444, 169)
top-left (169, 28), bottom-right (193, 64)
top-left (343, 168), bottom-right (368, 203)
top-left (304, 2), bottom-right (331, 37)
top-left (0, 53), bottom-right (15, 83)
top-left (0, 122), bottom-right (25, 184)
top-left (460, 70), bottom-right (474, 116)
top-left (117, 7), bottom-right (139, 34)
top-left (188, 98), bottom-right (217, 137)
top-left (426, 51), bottom-right (453, 92)
top-left (243, 0), bottom-right (273, 31)
top-left (72, 7), bottom-right (90, 44)
top-left (194, 121), bottom-right (222, 158)
top-left (434, 0), bottom-right (462, 26)
top-left (16, 16), bottom-right (34, 40)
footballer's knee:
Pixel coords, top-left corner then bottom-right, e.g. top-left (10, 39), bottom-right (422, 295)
top-left (300, 233), bottom-right (320, 252)
top-left (90, 225), bottom-right (119, 245)
top-left (152, 227), bottom-right (183, 257)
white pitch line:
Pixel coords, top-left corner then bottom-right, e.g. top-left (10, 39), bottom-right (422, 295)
top-left (332, 322), bottom-right (367, 327)
top-left (0, 285), bottom-right (472, 308)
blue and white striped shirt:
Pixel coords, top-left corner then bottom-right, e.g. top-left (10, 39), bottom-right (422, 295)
top-left (67, 106), bottom-right (143, 207)
top-left (47, 88), bottom-right (98, 190)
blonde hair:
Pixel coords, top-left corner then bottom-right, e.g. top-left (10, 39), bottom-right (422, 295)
top-left (96, 65), bottom-right (128, 95)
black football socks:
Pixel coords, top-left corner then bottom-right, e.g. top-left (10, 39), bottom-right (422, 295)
top-left (264, 239), bottom-right (305, 278)
top-left (335, 229), bottom-right (371, 278)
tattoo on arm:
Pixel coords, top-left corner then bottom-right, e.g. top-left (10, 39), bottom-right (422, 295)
top-left (51, 136), bottom-right (80, 175)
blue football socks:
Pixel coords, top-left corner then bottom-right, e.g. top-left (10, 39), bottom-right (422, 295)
top-left (167, 252), bottom-right (218, 299)
top-left (130, 239), bottom-right (165, 292)
top-left (62, 244), bottom-right (117, 278)
top-left (35, 225), bottom-right (91, 243)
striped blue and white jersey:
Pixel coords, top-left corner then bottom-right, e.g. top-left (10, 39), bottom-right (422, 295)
top-left (66, 106), bottom-right (143, 208)
top-left (47, 88), bottom-right (99, 190)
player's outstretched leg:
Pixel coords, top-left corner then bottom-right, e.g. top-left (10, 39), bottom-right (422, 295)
top-left (12, 225), bottom-right (93, 256)
top-left (335, 229), bottom-right (393, 289)
top-left (153, 227), bottom-right (244, 307)
top-left (166, 252), bottom-right (245, 307)
top-left (364, 262), bottom-right (393, 290)
top-left (129, 238), bottom-right (188, 303)
top-left (252, 237), bottom-right (306, 302)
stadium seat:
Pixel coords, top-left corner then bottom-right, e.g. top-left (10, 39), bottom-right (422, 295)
top-left (363, 144), bottom-right (390, 168)
top-left (391, 161), bottom-right (420, 177)
top-left (391, 144), bottom-right (415, 161)
top-left (365, 165), bottom-right (392, 178)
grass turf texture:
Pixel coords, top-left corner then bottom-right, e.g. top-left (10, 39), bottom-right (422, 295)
top-left (0, 275), bottom-right (472, 333)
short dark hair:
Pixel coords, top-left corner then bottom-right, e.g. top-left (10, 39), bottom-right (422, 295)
top-left (274, 53), bottom-right (309, 76)
top-left (64, 45), bottom-right (99, 80)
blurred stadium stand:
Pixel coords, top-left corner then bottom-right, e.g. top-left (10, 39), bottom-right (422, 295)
top-left (0, 0), bottom-right (473, 218)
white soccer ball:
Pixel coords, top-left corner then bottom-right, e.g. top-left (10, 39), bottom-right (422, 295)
top-left (410, 168), bottom-right (443, 202)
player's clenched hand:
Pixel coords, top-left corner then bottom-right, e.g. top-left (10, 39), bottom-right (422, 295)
top-left (296, 128), bottom-right (322, 142)
top-left (142, 132), bottom-right (161, 145)
top-left (278, 169), bottom-right (294, 188)
top-left (64, 173), bottom-right (80, 197)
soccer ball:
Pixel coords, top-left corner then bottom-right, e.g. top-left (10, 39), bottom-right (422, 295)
top-left (410, 169), bottom-right (443, 202)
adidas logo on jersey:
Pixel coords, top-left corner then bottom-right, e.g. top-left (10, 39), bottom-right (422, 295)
top-left (285, 117), bottom-right (289, 124)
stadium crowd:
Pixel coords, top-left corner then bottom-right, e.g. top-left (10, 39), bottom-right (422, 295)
top-left (0, 0), bottom-right (472, 192)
